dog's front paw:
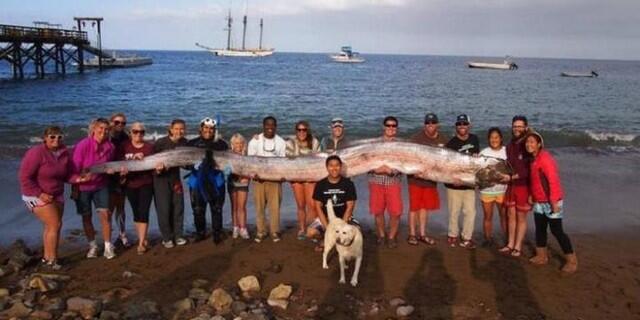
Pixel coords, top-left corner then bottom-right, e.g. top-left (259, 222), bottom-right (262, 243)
top-left (322, 264), bottom-right (329, 269)
top-left (350, 279), bottom-right (358, 287)
top-left (339, 278), bottom-right (346, 284)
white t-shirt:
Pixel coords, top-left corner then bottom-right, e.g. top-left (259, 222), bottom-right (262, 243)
top-left (247, 133), bottom-right (286, 157)
top-left (479, 146), bottom-right (507, 194)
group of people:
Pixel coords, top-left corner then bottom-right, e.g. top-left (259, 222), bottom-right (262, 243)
top-left (18, 112), bottom-right (577, 274)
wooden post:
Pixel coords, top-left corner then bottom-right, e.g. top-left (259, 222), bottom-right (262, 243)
top-left (97, 20), bottom-right (102, 71)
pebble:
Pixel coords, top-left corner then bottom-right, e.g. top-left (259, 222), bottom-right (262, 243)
top-left (98, 310), bottom-right (121, 320)
top-left (0, 288), bottom-right (9, 298)
top-left (66, 297), bottom-right (103, 320)
top-left (174, 298), bottom-right (195, 312)
top-left (389, 297), bottom-right (406, 307)
top-left (30, 310), bottom-right (53, 319)
top-left (208, 288), bottom-right (233, 311)
top-left (189, 288), bottom-right (210, 302)
top-left (43, 297), bottom-right (65, 312)
top-left (2, 301), bottom-right (33, 318)
top-left (238, 275), bottom-right (261, 293)
top-left (396, 305), bottom-right (415, 317)
top-left (231, 300), bottom-right (247, 315)
top-left (192, 279), bottom-right (210, 289)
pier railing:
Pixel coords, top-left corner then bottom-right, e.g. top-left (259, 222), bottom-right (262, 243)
top-left (0, 24), bottom-right (88, 44)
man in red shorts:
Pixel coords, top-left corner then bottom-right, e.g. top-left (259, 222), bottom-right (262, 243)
top-left (499, 115), bottom-right (532, 257)
top-left (406, 113), bottom-right (449, 246)
top-left (369, 116), bottom-right (403, 248)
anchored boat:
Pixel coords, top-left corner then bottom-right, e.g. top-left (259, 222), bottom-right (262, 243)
top-left (196, 7), bottom-right (274, 57)
top-left (83, 51), bottom-right (152, 68)
top-left (561, 71), bottom-right (598, 78)
top-left (330, 46), bottom-right (365, 63)
top-left (467, 57), bottom-right (518, 70)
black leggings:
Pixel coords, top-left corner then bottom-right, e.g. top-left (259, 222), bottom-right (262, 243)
top-left (534, 213), bottom-right (573, 254)
top-left (125, 185), bottom-right (154, 223)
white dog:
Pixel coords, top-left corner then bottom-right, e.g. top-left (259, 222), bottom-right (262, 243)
top-left (322, 199), bottom-right (364, 287)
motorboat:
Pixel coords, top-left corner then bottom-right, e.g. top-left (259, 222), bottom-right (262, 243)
top-left (330, 46), bottom-right (365, 63)
top-left (84, 51), bottom-right (152, 68)
top-left (561, 71), bottom-right (598, 78)
top-left (467, 57), bottom-right (518, 70)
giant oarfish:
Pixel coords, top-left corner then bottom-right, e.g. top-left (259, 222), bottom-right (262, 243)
top-left (89, 141), bottom-right (509, 188)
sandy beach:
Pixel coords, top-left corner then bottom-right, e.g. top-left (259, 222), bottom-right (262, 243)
top-left (1, 149), bottom-right (639, 319)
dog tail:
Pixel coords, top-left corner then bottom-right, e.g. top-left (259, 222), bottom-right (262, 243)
top-left (326, 199), bottom-right (337, 221)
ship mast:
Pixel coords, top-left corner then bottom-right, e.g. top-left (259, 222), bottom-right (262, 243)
top-left (259, 18), bottom-right (264, 50)
top-left (241, 15), bottom-right (247, 50)
top-left (225, 9), bottom-right (233, 50)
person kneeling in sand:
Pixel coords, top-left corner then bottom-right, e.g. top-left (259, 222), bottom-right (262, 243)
top-left (306, 155), bottom-right (358, 251)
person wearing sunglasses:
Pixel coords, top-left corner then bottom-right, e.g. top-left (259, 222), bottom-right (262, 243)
top-left (406, 113), bottom-right (449, 246)
top-left (368, 116), bottom-right (404, 248)
top-left (445, 114), bottom-right (480, 249)
top-left (286, 120), bottom-right (321, 240)
top-left (109, 112), bottom-right (131, 249)
top-left (247, 116), bottom-right (286, 243)
top-left (320, 117), bottom-right (351, 154)
top-left (117, 122), bottom-right (154, 255)
top-left (153, 119), bottom-right (188, 249)
top-left (70, 118), bottom-right (118, 260)
top-left (19, 126), bottom-right (71, 270)
top-left (187, 117), bottom-right (229, 244)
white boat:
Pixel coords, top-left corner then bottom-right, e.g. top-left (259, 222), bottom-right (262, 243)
top-left (197, 9), bottom-right (274, 58)
top-left (84, 52), bottom-right (152, 68)
top-left (561, 71), bottom-right (598, 78)
top-left (330, 46), bottom-right (365, 63)
top-left (467, 57), bottom-right (518, 70)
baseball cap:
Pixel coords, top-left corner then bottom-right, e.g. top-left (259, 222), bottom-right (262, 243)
top-left (455, 114), bottom-right (470, 125)
top-left (424, 113), bottom-right (439, 124)
top-left (200, 117), bottom-right (217, 127)
top-left (330, 117), bottom-right (344, 128)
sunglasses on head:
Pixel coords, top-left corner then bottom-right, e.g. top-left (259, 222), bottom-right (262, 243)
top-left (131, 129), bottom-right (145, 135)
top-left (456, 122), bottom-right (469, 126)
top-left (47, 135), bottom-right (63, 140)
top-left (296, 127), bottom-right (308, 132)
top-left (112, 120), bottom-right (126, 126)
top-left (384, 123), bottom-right (398, 128)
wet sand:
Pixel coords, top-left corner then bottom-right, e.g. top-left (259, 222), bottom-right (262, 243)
top-left (1, 149), bottom-right (639, 319)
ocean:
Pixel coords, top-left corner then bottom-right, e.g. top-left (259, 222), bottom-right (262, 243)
top-left (1, 51), bottom-right (639, 244)
top-left (1, 51), bottom-right (639, 156)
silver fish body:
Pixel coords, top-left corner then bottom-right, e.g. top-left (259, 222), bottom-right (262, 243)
top-left (89, 141), bottom-right (508, 188)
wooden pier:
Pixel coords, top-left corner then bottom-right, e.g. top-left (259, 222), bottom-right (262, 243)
top-left (0, 20), bottom-right (106, 79)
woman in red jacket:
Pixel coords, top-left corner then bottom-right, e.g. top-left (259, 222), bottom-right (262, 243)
top-left (19, 126), bottom-right (72, 270)
top-left (525, 131), bottom-right (577, 273)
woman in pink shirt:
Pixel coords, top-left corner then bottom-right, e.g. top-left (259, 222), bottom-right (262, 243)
top-left (19, 126), bottom-right (71, 270)
top-left (70, 118), bottom-right (117, 260)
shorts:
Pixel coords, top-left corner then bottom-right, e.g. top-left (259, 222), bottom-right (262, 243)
top-left (480, 193), bottom-right (505, 204)
top-left (408, 183), bottom-right (440, 211)
top-left (22, 195), bottom-right (64, 212)
top-left (368, 182), bottom-right (403, 217)
top-left (75, 187), bottom-right (110, 216)
top-left (504, 185), bottom-right (531, 212)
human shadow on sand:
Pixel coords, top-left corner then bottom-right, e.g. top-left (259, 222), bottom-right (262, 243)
top-left (403, 248), bottom-right (456, 319)
top-left (471, 249), bottom-right (545, 319)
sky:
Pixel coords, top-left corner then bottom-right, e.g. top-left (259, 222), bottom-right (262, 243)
top-left (2, 0), bottom-right (639, 60)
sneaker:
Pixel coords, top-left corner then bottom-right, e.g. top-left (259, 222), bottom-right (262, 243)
top-left (194, 233), bottom-right (206, 242)
top-left (118, 234), bottom-right (131, 248)
top-left (447, 236), bottom-right (458, 248)
top-left (175, 237), bottom-right (188, 246)
top-left (459, 239), bottom-right (476, 249)
top-left (41, 258), bottom-right (62, 271)
top-left (254, 233), bottom-right (267, 243)
top-left (86, 245), bottom-right (99, 259)
top-left (232, 227), bottom-right (240, 239)
top-left (162, 240), bottom-right (175, 248)
top-left (104, 244), bottom-right (117, 260)
top-left (239, 228), bottom-right (250, 240)
top-left (213, 234), bottom-right (223, 245)
top-left (271, 233), bottom-right (281, 243)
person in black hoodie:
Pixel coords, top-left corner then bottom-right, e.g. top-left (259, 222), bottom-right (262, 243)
top-left (187, 117), bottom-right (229, 244)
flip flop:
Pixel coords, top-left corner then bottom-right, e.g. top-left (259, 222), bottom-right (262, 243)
top-left (407, 235), bottom-right (418, 246)
top-left (419, 236), bottom-right (436, 245)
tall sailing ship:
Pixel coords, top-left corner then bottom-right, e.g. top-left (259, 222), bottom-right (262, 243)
top-left (196, 9), bottom-right (274, 57)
